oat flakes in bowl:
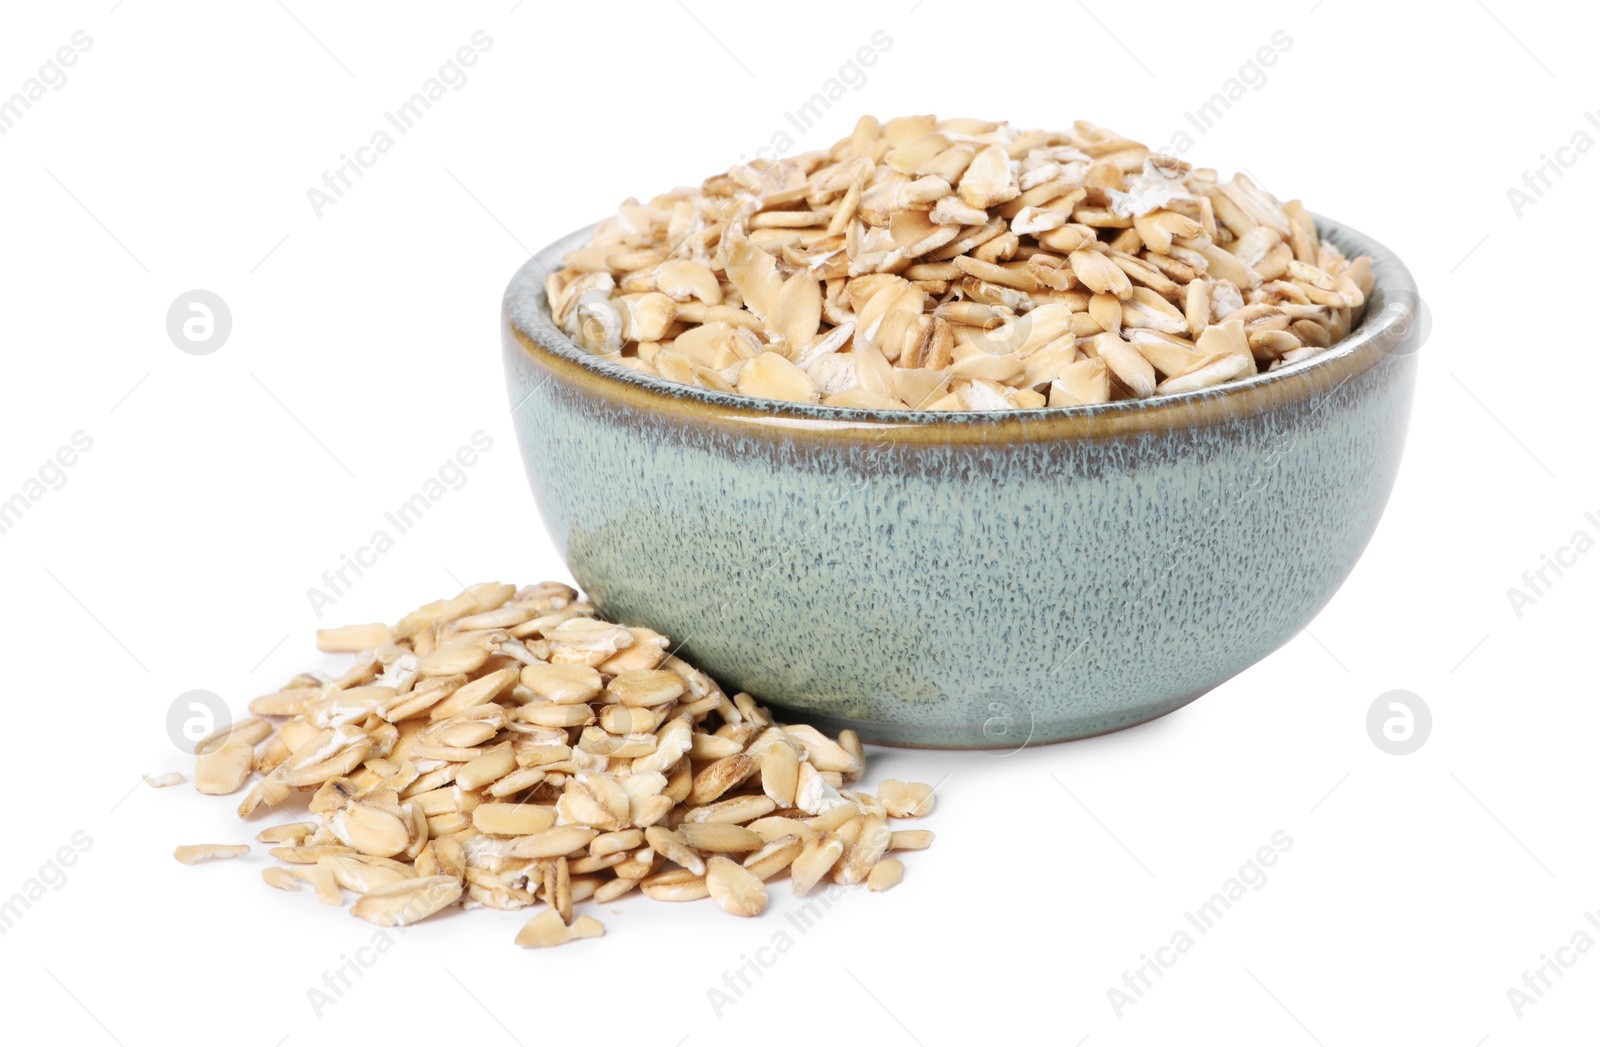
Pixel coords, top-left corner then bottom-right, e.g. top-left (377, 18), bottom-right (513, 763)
top-left (541, 115), bottom-right (1371, 411)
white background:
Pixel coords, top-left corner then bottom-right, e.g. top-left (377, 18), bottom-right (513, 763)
top-left (1, 1), bottom-right (1593, 1043)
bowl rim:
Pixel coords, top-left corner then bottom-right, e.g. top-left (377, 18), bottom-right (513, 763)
top-left (503, 213), bottom-right (1419, 441)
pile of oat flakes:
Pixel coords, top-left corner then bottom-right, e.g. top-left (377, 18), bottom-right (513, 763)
top-left (173, 582), bottom-right (934, 948)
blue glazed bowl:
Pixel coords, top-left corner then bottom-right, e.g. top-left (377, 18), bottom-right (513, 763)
top-left (503, 217), bottom-right (1420, 748)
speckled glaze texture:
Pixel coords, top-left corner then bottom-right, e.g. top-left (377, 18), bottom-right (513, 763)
top-left (503, 217), bottom-right (1419, 747)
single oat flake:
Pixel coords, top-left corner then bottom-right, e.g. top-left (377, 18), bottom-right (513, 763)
top-left (179, 582), bottom-right (937, 949)
top-left (544, 115), bottom-right (1372, 410)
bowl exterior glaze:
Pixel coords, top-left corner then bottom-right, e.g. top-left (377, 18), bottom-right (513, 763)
top-left (503, 218), bottom-right (1419, 747)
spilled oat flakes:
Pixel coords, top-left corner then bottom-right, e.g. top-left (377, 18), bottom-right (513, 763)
top-left (179, 582), bottom-right (934, 947)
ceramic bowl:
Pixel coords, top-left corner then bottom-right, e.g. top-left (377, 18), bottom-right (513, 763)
top-left (502, 216), bottom-right (1420, 747)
